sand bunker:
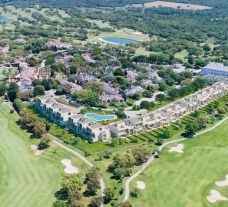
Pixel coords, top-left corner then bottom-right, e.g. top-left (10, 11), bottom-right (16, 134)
top-left (61, 159), bottom-right (79, 174)
top-left (136, 181), bottom-right (146, 190)
top-left (207, 190), bottom-right (228, 203)
top-left (169, 144), bottom-right (184, 153)
top-left (31, 145), bottom-right (43, 156)
top-left (216, 175), bottom-right (228, 187)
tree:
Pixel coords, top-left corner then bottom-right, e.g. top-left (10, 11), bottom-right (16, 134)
top-left (140, 101), bottom-right (155, 110)
top-left (132, 146), bottom-right (150, 165)
top-left (197, 115), bottom-right (210, 129)
top-left (217, 106), bottom-right (227, 114)
top-left (74, 89), bottom-right (99, 107)
top-left (28, 57), bottom-right (39, 66)
top-left (84, 167), bottom-right (100, 195)
top-left (114, 68), bottom-right (125, 76)
top-left (168, 89), bottom-right (179, 100)
top-left (116, 201), bottom-right (133, 207)
top-left (16, 90), bottom-right (33, 101)
top-left (71, 200), bottom-right (85, 207)
top-left (7, 82), bottom-right (19, 101)
top-left (108, 153), bottom-right (135, 180)
top-left (89, 197), bottom-right (102, 207)
top-left (61, 174), bottom-right (83, 202)
top-left (52, 200), bottom-right (67, 207)
top-left (158, 129), bottom-right (170, 139)
top-left (84, 81), bottom-right (104, 94)
top-left (13, 98), bottom-right (24, 112)
top-left (32, 121), bottom-right (47, 138)
top-left (185, 121), bottom-right (199, 137)
top-left (158, 81), bottom-right (168, 91)
top-left (203, 44), bottom-right (211, 51)
top-left (33, 85), bottom-right (45, 96)
top-left (38, 135), bottom-right (52, 149)
top-left (0, 82), bottom-right (7, 96)
top-left (155, 94), bottom-right (166, 102)
top-left (188, 55), bottom-right (194, 65)
top-left (143, 90), bottom-right (153, 98)
top-left (104, 188), bottom-right (115, 203)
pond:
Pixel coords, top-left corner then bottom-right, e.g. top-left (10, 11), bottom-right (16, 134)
top-left (101, 37), bottom-right (139, 45)
top-left (85, 113), bottom-right (116, 121)
top-left (0, 16), bottom-right (8, 23)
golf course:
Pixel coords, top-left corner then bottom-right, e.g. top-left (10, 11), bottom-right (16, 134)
top-left (0, 104), bottom-right (88, 207)
top-left (129, 118), bottom-right (228, 207)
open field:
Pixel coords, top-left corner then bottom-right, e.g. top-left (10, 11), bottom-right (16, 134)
top-left (129, 1), bottom-right (212, 10)
top-left (0, 104), bottom-right (88, 207)
top-left (129, 119), bottom-right (228, 207)
top-left (0, 5), bottom-right (68, 22)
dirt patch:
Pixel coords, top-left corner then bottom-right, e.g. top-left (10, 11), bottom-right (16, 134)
top-left (61, 159), bottom-right (79, 174)
top-left (216, 175), bottom-right (228, 187)
top-left (169, 144), bottom-right (184, 153)
top-left (31, 144), bottom-right (43, 156)
top-left (136, 181), bottom-right (146, 190)
top-left (207, 190), bottom-right (228, 203)
top-left (130, 1), bottom-right (212, 10)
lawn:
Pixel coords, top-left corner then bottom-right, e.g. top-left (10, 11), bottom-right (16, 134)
top-left (129, 119), bottom-right (228, 207)
top-left (0, 104), bottom-right (89, 207)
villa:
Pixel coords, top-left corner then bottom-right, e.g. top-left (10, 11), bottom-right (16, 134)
top-left (104, 83), bottom-right (120, 95)
top-left (109, 81), bottom-right (228, 137)
top-left (45, 41), bottom-right (72, 49)
top-left (101, 93), bottom-right (124, 103)
top-left (68, 115), bottom-right (111, 142)
top-left (81, 53), bottom-right (96, 64)
top-left (124, 86), bottom-right (145, 96)
top-left (60, 80), bottom-right (83, 94)
top-left (202, 62), bottom-right (228, 77)
top-left (35, 96), bottom-right (111, 142)
top-left (127, 70), bottom-right (137, 83)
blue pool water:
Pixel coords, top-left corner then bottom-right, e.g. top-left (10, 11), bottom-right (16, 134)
top-left (102, 37), bottom-right (139, 45)
top-left (85, 113), bottom-right (115, 121)
top-left (0, 16), bottom-right (8, 23)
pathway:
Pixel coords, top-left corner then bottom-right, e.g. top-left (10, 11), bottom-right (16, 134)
top-left (123, 116), bottom-right (228, 202)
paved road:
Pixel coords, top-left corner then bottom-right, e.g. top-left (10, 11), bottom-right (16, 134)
top-left (123, 116), bottom-right (228, 202)
top-left (53, 140), bottom-right (105, 207)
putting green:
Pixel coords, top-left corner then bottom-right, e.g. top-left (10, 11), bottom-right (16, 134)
top-left (130, 119), bottom-right (228, 207)
top-left (0, 104), bottom-right (88, 207)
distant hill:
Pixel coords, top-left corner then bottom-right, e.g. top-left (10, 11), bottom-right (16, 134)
top-left (1, 0), bottom-right (227, 9)
top-left (0, 0), bottom-right (151, 7)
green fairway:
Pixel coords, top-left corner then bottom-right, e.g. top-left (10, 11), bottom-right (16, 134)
top-left (0, 104), bottom-right (88, 207)
top-left (129, 119), bottom-right (228, 207)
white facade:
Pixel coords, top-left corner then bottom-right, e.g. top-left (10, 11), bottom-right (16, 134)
top-left (202, 63), bottom-right (228, 77)
top-left (109, 81), bottom-right (228, 137)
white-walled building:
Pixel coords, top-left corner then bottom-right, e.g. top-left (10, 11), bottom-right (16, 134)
top-left (202, 63), bottom-right (228, 77)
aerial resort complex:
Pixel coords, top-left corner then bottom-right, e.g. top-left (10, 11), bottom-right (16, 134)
top-left (0, 0), bottom-right (228, 207)
top-left (36, 81), bottom-right (228, 141)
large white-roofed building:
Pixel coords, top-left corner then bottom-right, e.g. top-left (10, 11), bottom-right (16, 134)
top-left (202, 62), bottom-right (228, 77)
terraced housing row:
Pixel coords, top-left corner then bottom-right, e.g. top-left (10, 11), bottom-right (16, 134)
top-left (36, 81), bottom-right (228, 142)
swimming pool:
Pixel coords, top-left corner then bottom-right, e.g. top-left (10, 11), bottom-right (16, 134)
top-left (85, 113), bottom-right (115, 121)
top-left (101, 37), bottom-right (139, 45)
